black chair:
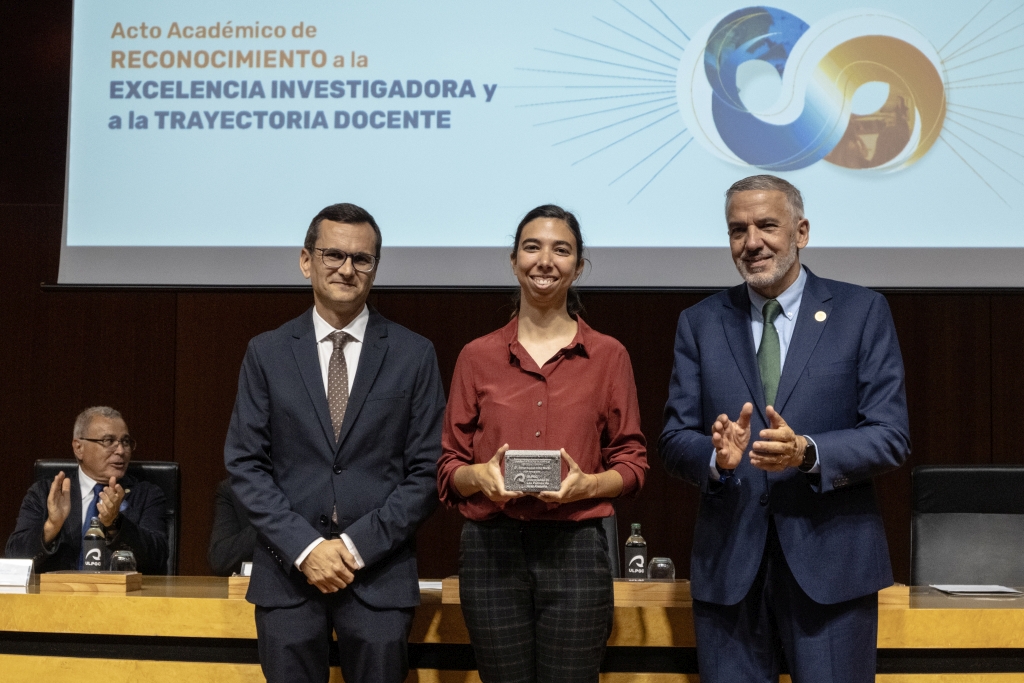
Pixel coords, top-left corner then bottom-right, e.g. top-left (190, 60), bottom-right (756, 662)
top-left (34, 459), bottom-right (181, 575)
top-left (910, 465), bottom-right (1024, 586)
top-left (602, 512), bottom-right (620, 578)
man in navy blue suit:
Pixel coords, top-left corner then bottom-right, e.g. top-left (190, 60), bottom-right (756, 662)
top-left (6, 406), bottom-right (168, 574)
top-left (225, 203), bottom-right (445, 683)
top-left (660, 175), bottom-right (910, 683)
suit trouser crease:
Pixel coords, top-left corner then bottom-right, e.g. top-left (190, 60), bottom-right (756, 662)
top-left (692, 517), bottom-right (878, 683)
top-left (254, 587), bottom-right (414, 683)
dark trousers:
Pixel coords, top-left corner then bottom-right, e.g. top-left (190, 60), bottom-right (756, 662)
top-left (459, 516), bottom-right (614, 683)
top-left (693, 518), bottom-right (878, 683)
top-left (254, 588), bottom-right (414, 683)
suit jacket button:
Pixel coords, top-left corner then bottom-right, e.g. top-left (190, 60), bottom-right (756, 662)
top-left (319, 515), bottom-right (329, 526)
top-left (333, 465), bottom-right (343, 474)
top-left (759, 493), bottom-right (769, 506)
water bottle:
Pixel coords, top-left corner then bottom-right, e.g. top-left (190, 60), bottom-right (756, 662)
top-left (83, 517), bottom-right (106, 571)
top-left (624, 522), bottom-right (647, 581)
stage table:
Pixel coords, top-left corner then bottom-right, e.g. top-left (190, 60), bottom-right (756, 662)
top-left (1, 577), bottom-right (1023, 682)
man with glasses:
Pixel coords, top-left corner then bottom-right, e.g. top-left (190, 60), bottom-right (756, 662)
top-left (225, 203), bottom-right (445, 683)
top-left (5, 406), bottom-right (169, 573)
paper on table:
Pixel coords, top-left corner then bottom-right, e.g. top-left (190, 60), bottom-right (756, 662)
top-left (0, 559), bottom-right (32, 587)
top-left (930, 584), bottom-right (1023, 595)
top-left (418, 580), bottom-right (443, 591)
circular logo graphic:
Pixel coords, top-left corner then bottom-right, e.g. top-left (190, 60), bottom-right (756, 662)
top-left (677, 7), bottom-right (947, 171)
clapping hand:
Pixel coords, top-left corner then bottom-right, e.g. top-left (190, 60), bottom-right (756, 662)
top-left (750, 406), bottom-right (806, 472)
top-left (96, 477), bottom-right (126, 527)
top-left (711, 402), bottom-right (753, 470)
top-left (42, 471), bottom-right (72, 543)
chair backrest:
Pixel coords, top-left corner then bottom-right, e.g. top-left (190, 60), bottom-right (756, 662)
top-left (911, 465), bottom-right (1024, 586)
top-left (602, 512), bottom-right (620, 578)
top-left (33, 459), bottom-right (181, 575)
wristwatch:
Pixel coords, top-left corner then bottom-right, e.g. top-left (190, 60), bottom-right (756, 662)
top-left (798, 438), bottom-right (817, 473)
top-left (101, 513), bottom-right (123, 533)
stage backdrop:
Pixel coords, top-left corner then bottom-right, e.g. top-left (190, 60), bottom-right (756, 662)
top-left (59, 0), bottom-right (1024, 286)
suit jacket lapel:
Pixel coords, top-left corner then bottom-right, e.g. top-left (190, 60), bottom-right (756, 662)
top-left (119, 474), bottom-right (136, 514)
top-left (335, 309), bottom-right (389, 453)
top-left (290, 310), bottom-right (337, 446)
top-left (69, 471), bottom-right (83, 545)
top-left (774, 269), bottom-right (833, 413)
top-left (722, 285), bottom-right (767, 417)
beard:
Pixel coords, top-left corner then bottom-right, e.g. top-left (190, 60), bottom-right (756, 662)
top-left (735, 237), bottom-right (798, 290)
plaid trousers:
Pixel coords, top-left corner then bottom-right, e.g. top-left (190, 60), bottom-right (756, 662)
top-left (459, 516), bottom-right (614, 683)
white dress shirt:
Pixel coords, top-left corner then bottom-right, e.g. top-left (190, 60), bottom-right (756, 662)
top-left (78, 467), bottom-right (101, 529)
top-left (294, 305), bottom-right (369, 571)
top-left (710, 267), bottom-right (820, 479)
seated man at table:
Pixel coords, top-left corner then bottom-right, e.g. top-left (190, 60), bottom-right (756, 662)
top-left (207, 477), bottom-right (255, 576)
top-left (5, 406), bottom-right (169, 574)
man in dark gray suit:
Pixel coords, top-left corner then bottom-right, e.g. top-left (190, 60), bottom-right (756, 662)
top-left (225, 203), bottom-right (445, 683)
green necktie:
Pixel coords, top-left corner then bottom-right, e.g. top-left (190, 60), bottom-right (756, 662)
top-left (758, 299), bottom-right (783, 407)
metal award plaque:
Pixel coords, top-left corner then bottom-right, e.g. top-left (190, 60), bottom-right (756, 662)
top-left (504, 450), bottom-right (562, 492)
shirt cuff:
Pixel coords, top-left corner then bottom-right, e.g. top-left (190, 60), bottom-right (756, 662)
top-left (294, 537), bottom-right (325, 570)
top-left (709, 449), bottom-right (721, 481)
top-left (40, 530), bottom-right (60, 556)
top-left (803, 435), bottom-right (820, 474)
top-left (340, 533), bottom-right (365, 570)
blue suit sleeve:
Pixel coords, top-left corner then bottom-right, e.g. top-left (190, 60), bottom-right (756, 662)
top-left (659, 310), bottom-right (716, 492)
top-left (811, 294), bottom-right (910, 492)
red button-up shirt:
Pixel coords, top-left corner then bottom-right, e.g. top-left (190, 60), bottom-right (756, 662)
top-left (438, 316), bottom-right (648, 522)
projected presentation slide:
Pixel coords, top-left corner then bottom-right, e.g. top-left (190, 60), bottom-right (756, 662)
top-left (61, 0), bottom-right (1024, 286)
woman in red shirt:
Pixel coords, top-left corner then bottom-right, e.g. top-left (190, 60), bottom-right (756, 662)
top-left (437, 204), bottom-right (648, 682)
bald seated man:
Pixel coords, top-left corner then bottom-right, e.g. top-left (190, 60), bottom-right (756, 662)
top-left (5, 406), bottom-right (169, 573)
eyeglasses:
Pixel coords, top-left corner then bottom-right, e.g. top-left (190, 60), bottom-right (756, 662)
top-left (312, 248), bottom-right (378, 273)
top-left (80, 436), bottom-right (137, 451)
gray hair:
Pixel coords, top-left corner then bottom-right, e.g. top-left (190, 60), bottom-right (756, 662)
top-left (73, 406), bottom-right (124, 438)
top-left (725, 174), bottom-right (805, 221)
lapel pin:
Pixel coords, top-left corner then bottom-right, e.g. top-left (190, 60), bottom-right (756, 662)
top-left (814, 311), bottom-right (827, 322)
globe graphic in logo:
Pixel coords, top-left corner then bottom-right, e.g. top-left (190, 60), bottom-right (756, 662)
top-left (678, 6), bottom-right (947, 172)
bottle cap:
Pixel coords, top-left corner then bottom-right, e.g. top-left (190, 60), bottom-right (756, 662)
top-left (631, 523), bottom-right (641, 533)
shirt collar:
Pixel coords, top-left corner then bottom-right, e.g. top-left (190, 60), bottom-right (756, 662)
top-left (747, 265), bottom-right (807, 322)
top-left (503, 315), bottom-right (591, 364)
top-left (313, 304), bottom-right (369, 344)
top-left (78, 466), bottom-right (99, 498)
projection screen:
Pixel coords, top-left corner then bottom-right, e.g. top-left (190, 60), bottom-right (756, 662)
top-left (59, 0), bottom-right (1024, 287)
